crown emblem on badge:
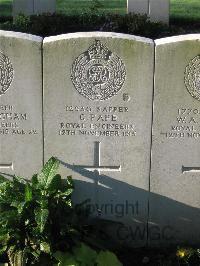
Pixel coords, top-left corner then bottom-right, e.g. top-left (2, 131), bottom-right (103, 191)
top-left (88, 40), bottom-right (110, 60)
top-left (71, 40), bottom-right (126, 101)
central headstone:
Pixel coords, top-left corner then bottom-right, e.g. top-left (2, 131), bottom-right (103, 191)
top-left (43, 32), bottom-right (154, 247)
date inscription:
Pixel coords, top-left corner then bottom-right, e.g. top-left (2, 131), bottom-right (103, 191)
top-left (161, 108), bottom-right (200, 139)
top-left (58, 105), bottom-right (136, 137)
top-left (0, 104), bottom-right (38, 136)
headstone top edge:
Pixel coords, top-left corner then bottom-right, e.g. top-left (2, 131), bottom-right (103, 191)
top-left (155, 34), bottom-right (200, 46)
top-left (0, 30), bottom-right (43, 42)
top-left (43, 31), bottom-right (153, 44)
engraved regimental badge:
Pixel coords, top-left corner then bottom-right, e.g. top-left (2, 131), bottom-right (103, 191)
top-left (0, 50), bottom-right (14, 96)
top-left (71, 40), bottom-right (126, 101)
top-left (185, 55), bottom-right (200, 101)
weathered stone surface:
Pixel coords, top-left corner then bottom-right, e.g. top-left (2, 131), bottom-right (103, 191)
top-left (34, 0), bottom-right (56, 15)
top-left (13, 0), bottom-right (56, 16)
top-left (0, 30), bottom-right (43, 178)
top-left (149, 0), bottom-right (169, 24)
top-left (43, 32), bottom-right (154, 247)
top-left (149, 35), bottom-right (200, 246)
top-left (13, 0), bottom-right (33, 16)
top-left (127, 0), bottom-right (169, 24)
top-left (127, 0), bottom-right (149, 15)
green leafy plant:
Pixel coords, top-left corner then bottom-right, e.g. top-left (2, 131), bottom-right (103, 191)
top-left (0, 13), bottom-right (171, 39)
top-left (0, 157), bottom-right (75, 265)
top-left (0, 157), bottom-right (122, 266)
top-left (13, 14), bottom-right (31, 31)
top-left (54, 242), bottom-right (122, 266)
top-left (89, 0), bottom-right (104, 13)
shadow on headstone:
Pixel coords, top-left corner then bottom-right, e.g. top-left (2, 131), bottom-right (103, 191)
top-left (59, 159), bottom-right (200, 248)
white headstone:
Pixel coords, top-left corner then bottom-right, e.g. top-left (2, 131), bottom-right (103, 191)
top-left (0, 30), bottom-right (43, 178)
top-left (149, 0), bottom-right (169, 24)
top-left (43, 32), bottom-right (154, 247)
top-left (149, 34), bottom-right (200, 246)
top-left (13, 0), bottom-right (56, 17)
top-left (127, 0), bottom-right (169, 24)
top-left (34, 0), bottom-right (56, 15)
top-left (127, 0), bottom-right (149, 15)
top-left (13, 0), bottom-right (34, 16)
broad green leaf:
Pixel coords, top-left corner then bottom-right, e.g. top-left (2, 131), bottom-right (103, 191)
top-left (66, 176), bottom-right (73, 187)
top-left (0, 210), bottom-right (18, 223)
top-left (54, 251), bottom-right (79, 266)
top-left (25, 183), bottom-right (32, 202)
top-left (31, 249), bottom-right (41, 259)
top-left (32, 174), bottom-right (38, 187)
top-left (37, 157), bottom-right (60, 189)
top-left (0, 175), bottom-right (7, 184)
top-left (13, 175), bottom-right (27, 186)
top-left (0, 245), bottom-right (7, 256)
top-left (0, 231), bottom-right (9, 246)
top-left (11, 201), bottom-right (26, 214)
top-left (36, 172), bottom-right (46, 189)
top-left (14, 175), bottom-right (26, 183)
top-left (60, 178), bottom-right (74, 192)
top-left (73, 243), bottom-right (97, 265)
top-left (96, 251), bottom-right (122, 266)
top-left (40, 242), bottom-right (50, 253)
top-left (64, 199), bottom-right (72, 208)
top-left (0, 182), bottom-right (14, 204)
top-left (47, 174), bottom-right (62, 192)
top-left (40, 199), bottom-right (48, 209)
top-left (58, 189), bottom-right (73, 199)
top-left (35, 208), bottom-right (49, 233)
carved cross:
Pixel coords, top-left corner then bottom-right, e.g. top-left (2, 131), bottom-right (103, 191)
top-left (182, 166), bottom-right (200, 174)
top-left (75, 141), bottom-right (121, 174)
top-left (0, 162), bottom-right (13, 171)
top-left (74, 141), bottom-right (121, 217)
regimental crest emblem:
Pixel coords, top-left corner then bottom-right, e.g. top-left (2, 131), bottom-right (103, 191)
top-left (185, 55), bottom-right (200, 101)
top-left (0, 50), bottom-right (14, 96)
top-left (71, 40), bottom-right (126, 101)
